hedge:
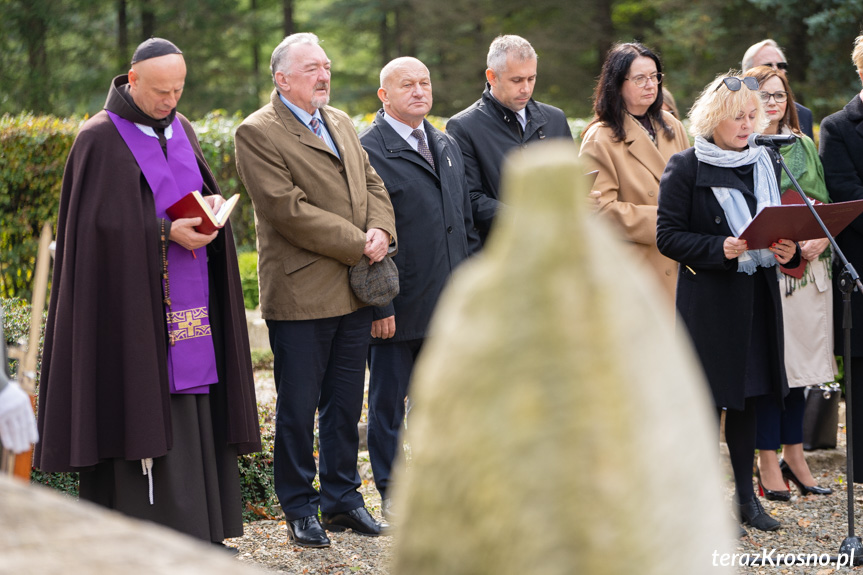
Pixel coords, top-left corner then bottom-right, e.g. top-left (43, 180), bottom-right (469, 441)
top-left (0, 110), bottom-right (582, 304)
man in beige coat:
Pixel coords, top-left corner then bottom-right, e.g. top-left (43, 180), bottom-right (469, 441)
top-left (235, 33), bottom-right (396, 548)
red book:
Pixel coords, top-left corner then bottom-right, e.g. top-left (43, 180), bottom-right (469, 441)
top-left (165, 191), bottom-right (240, 235)
top-left (738, 195), bottom-right (863, 249)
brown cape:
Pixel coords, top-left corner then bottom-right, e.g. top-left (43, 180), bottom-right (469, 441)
top-left (35, 76), bottom-right (260, 472)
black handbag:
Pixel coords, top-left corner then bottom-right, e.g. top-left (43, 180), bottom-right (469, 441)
top-left (802, 384), bottom-right (841, 451)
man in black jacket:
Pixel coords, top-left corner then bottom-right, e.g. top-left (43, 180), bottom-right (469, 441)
top-left (742, 39), bottom-right (814, 138)
top-left (820, 33), bottom-right (863, 480)
top-left (360, 57), bottom-right (481, 520)
top-left (447, 34), bottom-right (572, 245)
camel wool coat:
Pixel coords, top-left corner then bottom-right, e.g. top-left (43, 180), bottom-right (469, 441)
top-left (235, 90), bottom-right (396, 321)
top-left (579, 111), bottom-right (690, 302)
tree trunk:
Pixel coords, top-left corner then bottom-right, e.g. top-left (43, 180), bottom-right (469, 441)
top-left (22, 1), bottom-right (49, 113)
top-left (117, 0), bottom-right (128, 69)
top-left (283, 0), bottom-right (294, 37)
top-left (141, 0), bottom-right (155, 39)
top-left (594, 0), bottom-right (614, 72)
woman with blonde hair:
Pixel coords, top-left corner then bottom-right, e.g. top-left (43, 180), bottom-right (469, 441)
top-left (744, 65), bottom-right (834, 501)
top-left (657, 72), bottom-right (801, 535)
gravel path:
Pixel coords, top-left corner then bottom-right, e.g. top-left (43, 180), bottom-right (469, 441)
top-left (232, 370), bottom-right (393, 574)
top-left (242, 370), bottom-right (857, 573)
top-left (731, 410), bottom-right (860, 574)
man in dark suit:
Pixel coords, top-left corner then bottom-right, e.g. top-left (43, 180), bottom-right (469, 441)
top-left (820, 33), bottom-right (863, 481)
top-left (235, 33), bottom-right (396, 548)
top-left (742, 39), bottom-right (814, 138)
top-left (446, 35), bottom-right (572, 245)
top-left (359, 57), bottom-right (481, 521)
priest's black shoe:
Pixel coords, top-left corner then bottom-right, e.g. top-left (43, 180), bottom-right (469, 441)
top-left (287, 515), bottom-right (331, 548)
top-left (737, 497), bottom-right (780, 532)
top-left (321, 507), bottom-right (389, 537)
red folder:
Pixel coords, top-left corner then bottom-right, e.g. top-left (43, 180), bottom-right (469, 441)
top-left (738, 193), bottom-right (863, 250)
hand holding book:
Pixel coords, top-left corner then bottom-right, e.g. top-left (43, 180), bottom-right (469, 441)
top-left (166, 190), bottom-right (241, 235)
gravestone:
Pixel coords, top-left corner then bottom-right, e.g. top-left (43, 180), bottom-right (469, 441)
top-left (390, 142), bottom-right (734, 574)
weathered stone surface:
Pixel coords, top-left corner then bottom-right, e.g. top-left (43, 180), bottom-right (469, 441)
top-left (0, 474), bottom-right (261, 574)
top-left (391, 142), bottom-right (735, 574)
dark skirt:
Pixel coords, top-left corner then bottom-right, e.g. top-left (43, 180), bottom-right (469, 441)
top-left (78, 393), bottom-right (243, 542)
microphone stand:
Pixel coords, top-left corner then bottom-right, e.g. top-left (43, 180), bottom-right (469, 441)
top-left (768, 141), bottom-right (863, 565)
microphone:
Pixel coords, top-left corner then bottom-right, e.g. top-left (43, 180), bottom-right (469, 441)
top-left (748, 133), bottom-right (798, 147)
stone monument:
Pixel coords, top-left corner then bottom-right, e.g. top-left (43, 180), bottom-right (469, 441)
top-left (390, 142), bottom-right (735, 574)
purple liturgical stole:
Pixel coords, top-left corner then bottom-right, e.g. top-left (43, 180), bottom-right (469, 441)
top-left (107, 110), bottom-right (218, 394)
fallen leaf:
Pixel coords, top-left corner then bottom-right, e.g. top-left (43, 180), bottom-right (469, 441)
top-left (798, 518), bottom-right (812, 528)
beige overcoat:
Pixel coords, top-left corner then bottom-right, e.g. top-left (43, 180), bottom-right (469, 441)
top-left (235, 90), bottom-right (396, 321)
top-left (579, 111), bottom-right (690, 302)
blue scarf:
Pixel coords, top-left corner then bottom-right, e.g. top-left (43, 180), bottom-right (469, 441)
top-left (694, 136), bottom-right (781, 275)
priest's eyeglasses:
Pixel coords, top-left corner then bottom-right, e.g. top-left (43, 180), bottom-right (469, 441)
top-left (715, 76), bottom-right (759, 93)
top-left (759, 90), bottom-right (788, 103)
top-left (625, 73), bottom-right (663, 88)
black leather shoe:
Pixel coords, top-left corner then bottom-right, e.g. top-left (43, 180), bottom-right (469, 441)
top-left (321, 507), bottom-right (389, 537)
top-left (738, 524), bottom-right (747, 538)
top-left (755, 466), bottom-right (791, 502)
top-left (738, 497), bottom-right (781, 531)
top-left (780, 458), bottom-right (833, 496)
top-left (287, 515), bottom-right (331, 548)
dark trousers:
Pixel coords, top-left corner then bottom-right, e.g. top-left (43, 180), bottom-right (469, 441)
top-left (720, 399), bottom-right (758, 505)
top-left (755, 387), bottom-right (805, 450)
top-left (267, 307), bottom-right (372, 520)
top-left (851, 358), bottom-right (863, 481)
top-left (368, 338), bottom-right (423, 499)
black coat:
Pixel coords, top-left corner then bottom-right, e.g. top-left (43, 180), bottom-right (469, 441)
top-left (360, 112), bottom-right (481, 343)
top-left (446, 84), bottom-right (572, 243)
top-left (796, 103), bottom-right (814, 139)
top-left (820, 95), bottom-right (863, 355)
top-left (656, 147), bottom-right (798, 410)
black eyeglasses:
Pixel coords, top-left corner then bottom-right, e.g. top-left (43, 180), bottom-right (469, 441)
top-left (759, 90), bottom-right (788, 103)
top-left (761, 62), bottom-right (789, 71)
top-left (625, 72), bottom-right (663, 88)
top-left (715, 76), bottom-right (759, 92)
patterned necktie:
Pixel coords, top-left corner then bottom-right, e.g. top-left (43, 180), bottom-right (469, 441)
top-left (411, 128), bottom-right (435, 170)
top-left (309, 117), bottom-right (324, 140)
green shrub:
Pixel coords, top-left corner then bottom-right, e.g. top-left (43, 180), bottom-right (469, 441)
top-left (0, 114), bottom-right (80, 301)
top-left (238, 401), bottom-right (280, 521)
top-left (192, 111), bottom-right (257, 252)
top-left (237, 250), bottom-right (259, 310)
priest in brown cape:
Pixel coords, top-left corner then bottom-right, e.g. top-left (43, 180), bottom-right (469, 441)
top-left (34, 38), bottom-right (261, 548)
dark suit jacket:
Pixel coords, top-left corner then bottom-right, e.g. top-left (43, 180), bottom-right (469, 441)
top-left (820, 94), bottom-right (863, 354)
top-left (360, 112), bottom-right (481, 342)
top-left (796, 102), bottom-right (814, 139)
top-left (446, 84), bottom-right (572, 243)
top-left (656, 147), bottom-right (797, 410)
top-left (235, 90), bottom-right (397, 321)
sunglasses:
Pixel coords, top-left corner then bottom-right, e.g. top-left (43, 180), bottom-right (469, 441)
top-left (762, 62), bottom-right (789, 71)
top-left (715, 76), bottom-right (759, 92)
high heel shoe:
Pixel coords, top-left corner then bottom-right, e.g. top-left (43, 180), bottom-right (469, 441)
top-left (779, 459), bottom-right (833, 496)
top-left (755, 466), bottom-right (791, 502)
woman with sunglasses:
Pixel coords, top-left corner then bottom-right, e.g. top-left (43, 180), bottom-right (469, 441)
top-left (744, 65), bottom-right (835, 502)
top-left (580, 42), bottom-right (690, 305)
top-left (657, 72), bottom-right (802, 535)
